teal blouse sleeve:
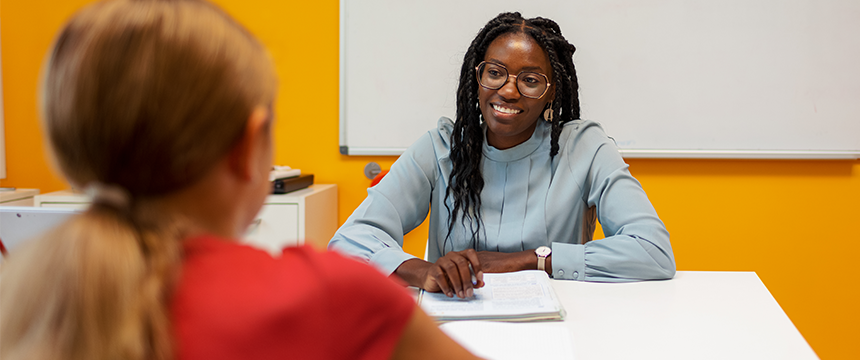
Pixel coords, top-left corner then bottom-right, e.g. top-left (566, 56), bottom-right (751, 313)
top-left (327, 131), bottom-right (439, 275)
top-left (549, 122), bottom-right (675, 282)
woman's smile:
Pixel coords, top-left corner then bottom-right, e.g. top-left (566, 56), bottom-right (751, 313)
top-left (490, 103), bottom-right (523, 116)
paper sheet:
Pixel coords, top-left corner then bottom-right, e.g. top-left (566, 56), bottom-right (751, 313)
top-left (419, 270), bottom-right (564, 321)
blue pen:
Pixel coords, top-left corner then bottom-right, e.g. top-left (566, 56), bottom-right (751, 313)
top-left (469, 264), bottom-right (478, 285)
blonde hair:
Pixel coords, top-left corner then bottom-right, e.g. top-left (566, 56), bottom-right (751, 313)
top-left (0, 1), bottom-right (276, 359)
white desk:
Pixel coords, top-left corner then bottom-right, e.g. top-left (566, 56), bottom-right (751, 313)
top-left (441, 271), bottom-right (818, 360)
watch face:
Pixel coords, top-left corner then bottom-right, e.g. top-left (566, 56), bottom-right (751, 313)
top-left (535, 246), bottom-right (551, 257)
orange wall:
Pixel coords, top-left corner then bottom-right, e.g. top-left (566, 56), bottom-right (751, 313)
top-left (2, 1), bottom-right (858, 359)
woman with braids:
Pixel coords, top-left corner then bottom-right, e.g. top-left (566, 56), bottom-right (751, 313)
top-left (0, 1), bottom-right (480, 359)
top-left (329, 12), bottom-right (675, 299)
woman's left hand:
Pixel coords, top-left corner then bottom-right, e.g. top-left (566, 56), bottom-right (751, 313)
top-left (475, 250), bottom-right (537, 273)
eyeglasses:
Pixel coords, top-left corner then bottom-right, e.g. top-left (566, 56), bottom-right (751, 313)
top-left (475, 61), bottom-right (551, 99)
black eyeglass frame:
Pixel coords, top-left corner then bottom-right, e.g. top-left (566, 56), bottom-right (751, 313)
top-left (474, 61), bottom-right (552, 99)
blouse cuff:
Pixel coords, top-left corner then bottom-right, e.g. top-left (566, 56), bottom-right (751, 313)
top-left (370, 247), bottom-right (419, 276)
top-left (551, 242), bottom-right (587, 280)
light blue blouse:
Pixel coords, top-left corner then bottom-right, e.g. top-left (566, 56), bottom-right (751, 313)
top-left (328, 117), bottom-right (675, 282)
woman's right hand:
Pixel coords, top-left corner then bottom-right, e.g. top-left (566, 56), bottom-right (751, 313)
top-left (395, 250), bottom-right (484, 299)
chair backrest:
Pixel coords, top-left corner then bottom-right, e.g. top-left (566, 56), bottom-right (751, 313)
top-left (581, 206), bottom-right (597, 244)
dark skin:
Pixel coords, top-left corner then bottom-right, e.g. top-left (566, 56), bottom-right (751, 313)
top-left (394, 32), bottom-right (555, 298)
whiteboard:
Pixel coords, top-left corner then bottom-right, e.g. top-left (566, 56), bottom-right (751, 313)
top-left (340, 0), bottom-right (860, 159)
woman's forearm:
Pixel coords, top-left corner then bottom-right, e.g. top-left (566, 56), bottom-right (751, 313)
top-left (393, 258), bottom-right (433, 288)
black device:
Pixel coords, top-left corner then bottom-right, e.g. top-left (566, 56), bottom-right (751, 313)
top-left (272, 174), bottom-right (314, 194)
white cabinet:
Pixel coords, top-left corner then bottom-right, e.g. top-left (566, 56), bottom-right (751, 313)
top-left (244, 184), bottom-right (338, 254)
top-left (34, 184), bottom-right (338, 254)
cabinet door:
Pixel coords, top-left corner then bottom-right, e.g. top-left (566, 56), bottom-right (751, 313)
top-left (243, 204), bottom-right (299, 255)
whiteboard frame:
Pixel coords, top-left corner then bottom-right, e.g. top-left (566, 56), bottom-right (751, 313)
top-left (620, 150), bottom-right (860, 160)
top-left (341, 147), bottom-right (860, 159)
top-left (338, 1), bottom-right (347, 155)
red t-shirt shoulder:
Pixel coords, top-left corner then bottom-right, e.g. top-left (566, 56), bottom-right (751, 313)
top-left (172, 235), bottom-right (415, 360)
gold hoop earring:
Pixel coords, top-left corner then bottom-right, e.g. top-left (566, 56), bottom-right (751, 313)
top-left (543, 102), bottom-right (554, 122)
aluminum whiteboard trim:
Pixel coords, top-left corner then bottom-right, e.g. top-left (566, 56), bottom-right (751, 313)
top-left (338, 0), bottom-right (348, 152)
top-left (619, 150), bottom-right (860, 159)
top-left (344, 147), bottom-right (860, 159)
top-left (344, 147), bottom-right (409, 156)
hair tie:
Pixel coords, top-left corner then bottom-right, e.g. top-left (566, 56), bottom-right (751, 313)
top-left (84, 182), bottom-right (131, 210)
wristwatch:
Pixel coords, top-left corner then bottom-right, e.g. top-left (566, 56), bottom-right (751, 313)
top-left (535, 246), bottom-right (552, 271)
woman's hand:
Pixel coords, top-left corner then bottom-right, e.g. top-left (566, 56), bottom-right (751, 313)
top-left (394, 250), bottom-right (484, 299)
top-left (394, 249), bottom-right (549, 297)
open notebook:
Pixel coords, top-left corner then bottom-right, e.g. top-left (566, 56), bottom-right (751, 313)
top-left (418, 270), bottom-right (565, 322)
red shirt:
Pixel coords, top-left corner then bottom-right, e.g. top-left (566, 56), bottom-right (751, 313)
top-left (172, 236), bottom-right (415, 360)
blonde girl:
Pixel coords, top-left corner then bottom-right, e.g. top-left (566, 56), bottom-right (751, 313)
top-left (0, 1), bottom-right (478, 359)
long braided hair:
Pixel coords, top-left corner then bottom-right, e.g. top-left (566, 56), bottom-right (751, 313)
top-left (445, 12), bottom-right (581, 245)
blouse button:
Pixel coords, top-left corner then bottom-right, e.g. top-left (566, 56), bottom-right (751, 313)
top-left (573, 271), bottom-right (579, 279)
top-left (557, 269), bottom-right (565, 277)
